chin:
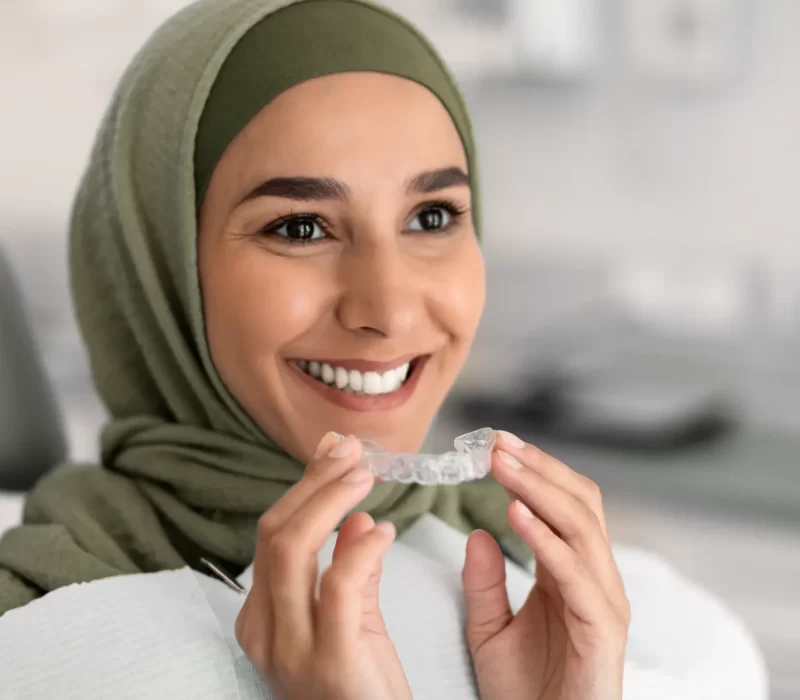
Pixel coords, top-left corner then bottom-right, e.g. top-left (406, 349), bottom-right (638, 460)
top-left (346, 416), bottom-right (432, 452)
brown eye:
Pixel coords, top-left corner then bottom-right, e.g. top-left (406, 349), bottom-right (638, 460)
top-left (269, 216), bottom-right (325, 242)
top-left (407, 206), bottom-right (452, 232)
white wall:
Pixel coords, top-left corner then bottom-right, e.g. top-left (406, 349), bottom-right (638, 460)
top-left (466, 1), bottom-right (800, 265)
top-left (0, 2), bottom-right (192, 239)
top-left (0, 1), bottom-right (194, 334)
top-left (2, 0), bottom-right (799, 258)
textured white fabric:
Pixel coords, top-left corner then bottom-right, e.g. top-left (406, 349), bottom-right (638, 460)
top-left (0, 568), bottom-right (244, 700)
top-left (0, 515), bottom-right (769, 699)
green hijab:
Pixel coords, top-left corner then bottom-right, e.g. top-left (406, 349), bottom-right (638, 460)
top-left (0, 0), bottom-right (528, 616)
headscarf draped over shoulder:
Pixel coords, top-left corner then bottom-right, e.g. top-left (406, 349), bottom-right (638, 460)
top-left (0, 0), bottom-right (527, 616)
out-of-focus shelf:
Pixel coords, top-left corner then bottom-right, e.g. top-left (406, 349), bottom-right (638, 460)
top-left (533, 429), bottom-right (800, 525)
top-left (445, 394), bottom-right (800, 527)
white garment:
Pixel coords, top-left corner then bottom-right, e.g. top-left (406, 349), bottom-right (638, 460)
top-left (0, 515), bottom-right (769, 700)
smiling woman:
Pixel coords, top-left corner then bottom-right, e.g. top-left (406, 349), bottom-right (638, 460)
top-left (0, 1), bottom-right (636, 698)
top-left (199, 72), bottom-right (484, 458)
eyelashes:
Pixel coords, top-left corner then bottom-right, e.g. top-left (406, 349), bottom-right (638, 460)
top-left (255, 199), bottom-right (470, 246)
top-left (259, 210), bottom-right (329, 244)
top-left (420, 199), bottom-right (470, 221)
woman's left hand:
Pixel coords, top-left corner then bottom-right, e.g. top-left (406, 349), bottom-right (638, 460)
top-left (462, 431), bottom-right (630, 700)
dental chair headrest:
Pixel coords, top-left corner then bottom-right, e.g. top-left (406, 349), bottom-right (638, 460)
top-left (0, 246), bottom-right (67, 491)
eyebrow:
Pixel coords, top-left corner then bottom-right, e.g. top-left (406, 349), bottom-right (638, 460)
top-left (240, 166), bottom-right (469, 204)
top-left (241, 177), bottom-right (351, 203)
top-left (406, 167), bottom-right (470, 194)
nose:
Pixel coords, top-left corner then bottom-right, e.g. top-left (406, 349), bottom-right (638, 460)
top-left (335, 241), bottom-right (422, 339)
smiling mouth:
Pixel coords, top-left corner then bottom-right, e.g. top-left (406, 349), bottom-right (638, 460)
top-left (293, 358), bottom-right (422, 396)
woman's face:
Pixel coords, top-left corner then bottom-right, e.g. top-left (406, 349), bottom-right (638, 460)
top-left (199, 72), bottom-right (484, 463)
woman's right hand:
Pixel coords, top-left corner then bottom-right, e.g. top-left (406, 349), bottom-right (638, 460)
top-left (235, 432), bottom-right (412, 700)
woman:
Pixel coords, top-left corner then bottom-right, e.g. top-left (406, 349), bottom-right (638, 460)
top-left (0, 0), bottom-right (721, 697)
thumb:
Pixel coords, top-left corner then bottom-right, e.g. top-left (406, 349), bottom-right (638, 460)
top-left (462, 530), bottom-right (513, 653)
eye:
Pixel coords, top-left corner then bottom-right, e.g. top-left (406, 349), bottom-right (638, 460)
top-left (407, 206), bottom-right (451, 232)
top-left (268, 215), bottom-right (327, 243)
top-left (406, 204), bottom-right (459, 233)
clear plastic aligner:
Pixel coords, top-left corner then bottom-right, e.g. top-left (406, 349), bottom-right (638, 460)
top-left (341, 428), bottom-right (496, 485)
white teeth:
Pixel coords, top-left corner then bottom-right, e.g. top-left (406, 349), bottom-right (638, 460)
top-left (381, 369), bottom-right (398, 393)
top-left (298, 359), bottom-right (415, 395)
top-left (363, 371), bottom-right (382, 395)
top-left (334, 366), bottom-right (349, 389)
top-left (348, 369), bottom-right (363, 392)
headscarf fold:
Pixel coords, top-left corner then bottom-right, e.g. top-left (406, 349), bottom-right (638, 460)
top-left (0, 0), bottom-right (528, 616)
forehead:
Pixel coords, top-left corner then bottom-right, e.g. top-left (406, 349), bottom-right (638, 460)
top-left (229, 72), bottom-right (468, 180)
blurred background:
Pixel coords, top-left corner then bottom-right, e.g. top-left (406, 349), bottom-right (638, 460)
top-left (0, 0), bottom-right (798, 696)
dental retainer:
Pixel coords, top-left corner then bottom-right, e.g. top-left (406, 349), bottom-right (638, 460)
top-left (338, 428), bottom-right (496, 485)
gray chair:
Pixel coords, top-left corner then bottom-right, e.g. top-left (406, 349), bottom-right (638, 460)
top-left (0, 245), bottom-right (67, 491)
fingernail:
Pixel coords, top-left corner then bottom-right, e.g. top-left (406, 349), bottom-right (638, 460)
top-left (343, 465), bottom-right (372, 482)
top-left (329, 435), bottom-right (357, 459)
top-left (515, 500), bottom-right (536, 520)
top-left (497, 449), bottom-right (523, 470)
top-left (313, 431), bottom-right (340, 459)
top-left (498, 430), bottom-right (524, 449)
top-left (374, 521), bottom-right (395, 537)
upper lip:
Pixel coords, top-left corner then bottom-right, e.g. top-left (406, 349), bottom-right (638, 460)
top-left (291, 353), bottom-right (425, 373)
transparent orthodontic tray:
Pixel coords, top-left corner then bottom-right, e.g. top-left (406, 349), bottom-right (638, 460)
top-left (341, 428), bottom-right (495, 485)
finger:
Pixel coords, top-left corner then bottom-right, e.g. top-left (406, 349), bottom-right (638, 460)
top-left (264, 454), bottom-right (375, 653)
top-left (495, 431), bottom-right (608, 538)
top-left (495, 435), bottom-right (627, 603)
top-left (509, 500), bottom-right (622, 635)
top-left (334, 512), bottom-right (382, 611)
top-left (462, 530), bottom-right (513, 654)
top-left (317, 522), bottom-right (396, 655)
top-left (252, 434), bottom-right (364, 586)
top-left (235, 592), bottom-right (273, 670)
top-left (492, 450), bottom-right (620, 596)
top-left (334, 512), bottom-right (386, 632)
top-left (314, 430), bottom-right (345, 461)
top-left (275, 462), bottom-right (375, 563)
top-left (333, 511), bottom-right (376, 555)
top-left (492, 448), bottom-right (604, 552)
top-left (257, 433), bottom-right (361, 534)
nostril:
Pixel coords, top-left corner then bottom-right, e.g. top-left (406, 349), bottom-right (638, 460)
top-left (355, 325), bottom-right (388, 337)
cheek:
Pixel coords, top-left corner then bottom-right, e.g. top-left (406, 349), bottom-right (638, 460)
top-left (431, 245), bottom-right (486, 343)
top-left (203, 248), bottom-right (333, 365)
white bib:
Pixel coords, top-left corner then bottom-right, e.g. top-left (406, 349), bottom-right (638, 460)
top-left (0, 515), bottom-right (768, 700)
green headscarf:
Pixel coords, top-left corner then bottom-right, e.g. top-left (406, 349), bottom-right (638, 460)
top-left (0, 0), bottom-right (527, 616)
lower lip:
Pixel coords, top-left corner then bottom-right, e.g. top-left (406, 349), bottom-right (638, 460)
top-left (289, 357), bottom-right (428, 412)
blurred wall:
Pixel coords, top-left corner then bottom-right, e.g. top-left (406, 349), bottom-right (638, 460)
top-left (0, 1), bottom-right (194, 336)
top-left (466, 1), bottom-right (800, 265)
top-left (2, 1), bottom-right (799, 265)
